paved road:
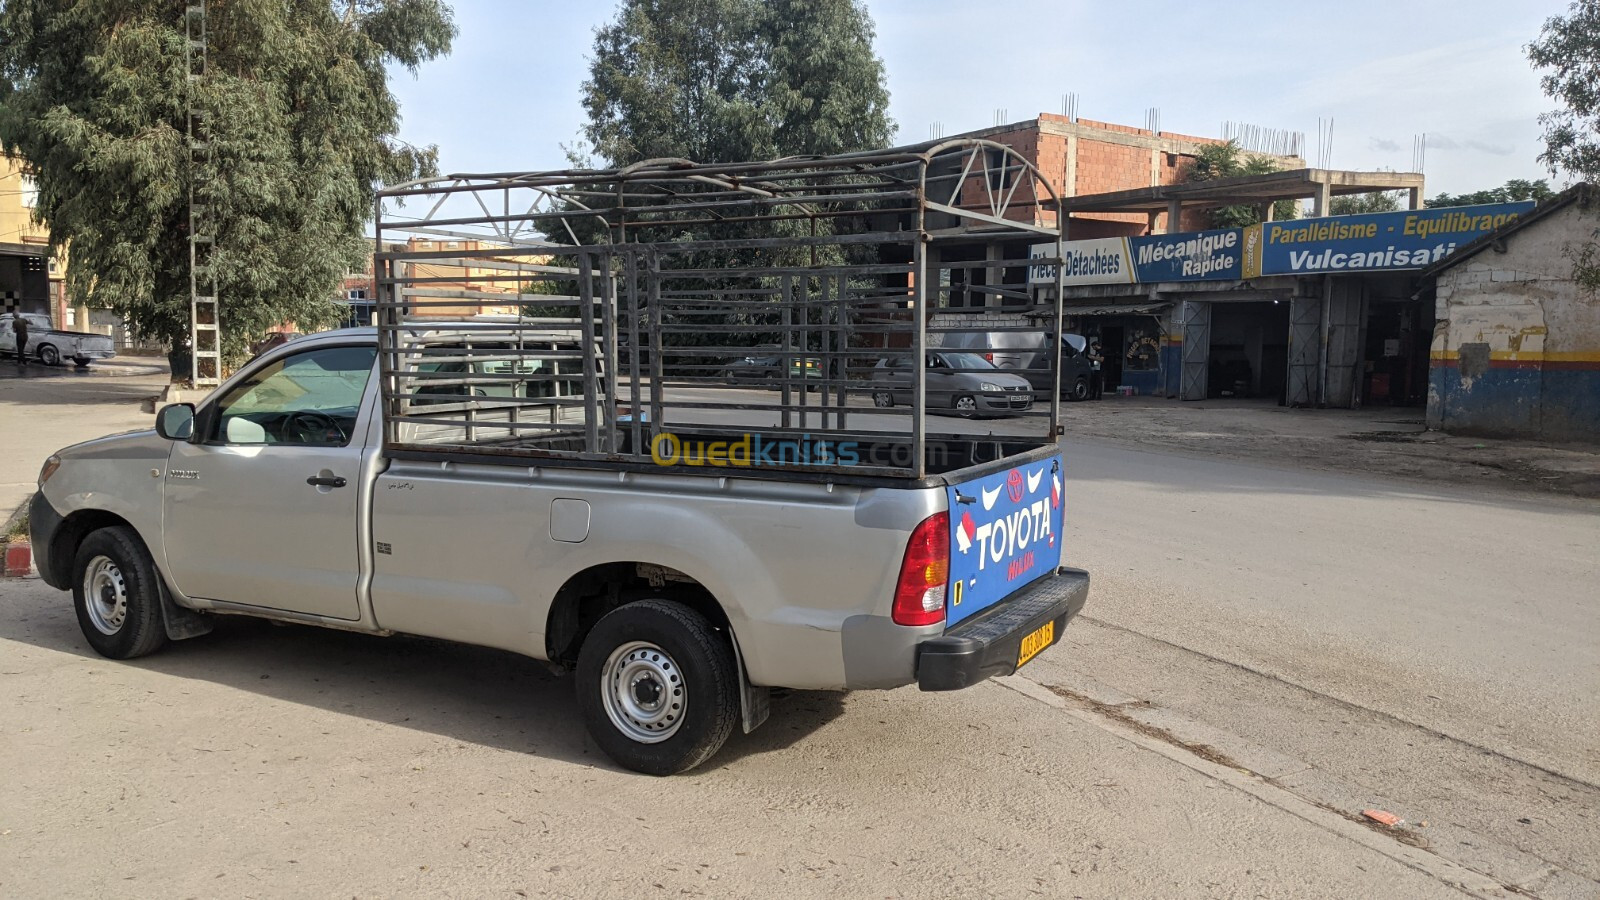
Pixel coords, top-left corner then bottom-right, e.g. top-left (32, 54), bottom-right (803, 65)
top-left (2, 369), bottom-right (1596, 896)
top-left (0, 358), bottom-right (169, 520)
top-left (1036, 440), bottom-right (1600, 896)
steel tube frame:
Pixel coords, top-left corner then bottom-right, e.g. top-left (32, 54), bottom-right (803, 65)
top-left (373, 140), bottom-right (1065, 479)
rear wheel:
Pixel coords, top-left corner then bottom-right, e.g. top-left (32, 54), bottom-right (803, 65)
top-left (38, 344), bottom-right (60, 367)
top-left (71, 526), bottom-right (168, 659)
top-left (872, 391), bottom-right (893, 408)
top-left (576, 599), bottom-right (739, 775)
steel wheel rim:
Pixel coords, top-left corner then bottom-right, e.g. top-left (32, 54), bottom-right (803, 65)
top-left (83, 555), bottom-right (128, 635)
top-left (873, 392), bottom-right (892, 407)
top-left (600, 640), bottom-right (685, 744)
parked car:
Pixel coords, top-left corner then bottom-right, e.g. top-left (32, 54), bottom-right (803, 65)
top-left (0, 312), bottom-right (117, 368)
top-left (939, 330), bottom-right (1096, 401)
top-left (248, 331), bottom-right (300, 359)
top-left (869, 351), bottom-right (1035, 416)
top-left (721, 344), bottom-right (823, 389)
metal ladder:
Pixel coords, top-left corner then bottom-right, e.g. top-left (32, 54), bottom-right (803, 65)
top-left (185, 0), bottom-right (221, 387)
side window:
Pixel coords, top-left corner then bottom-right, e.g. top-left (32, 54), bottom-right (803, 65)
top-left (211, 345), bottom-right (376, 446)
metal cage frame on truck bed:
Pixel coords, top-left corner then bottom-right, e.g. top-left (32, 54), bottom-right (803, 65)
top-left (373, 139), bottom-right (1067, 480)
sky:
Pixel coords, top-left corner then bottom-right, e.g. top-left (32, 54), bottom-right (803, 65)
top-left (387, 0), bottom-right (1570, 199)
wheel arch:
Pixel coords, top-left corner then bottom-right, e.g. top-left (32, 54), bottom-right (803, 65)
top-left (544, 561), bottom-right (734, 668)
top-left (46, 508), bottom-right (138, 588)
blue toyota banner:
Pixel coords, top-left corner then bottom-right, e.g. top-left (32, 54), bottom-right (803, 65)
top-left (1245, 201), bottom-right (1536, 276)
top-left (946, 454), bottom-right (1064, 626)
top-left (1129, 228), bottom-right (1243, 282)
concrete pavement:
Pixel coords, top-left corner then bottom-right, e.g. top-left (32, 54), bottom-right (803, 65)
top-left (0, 575), bottom-right (1477, 898)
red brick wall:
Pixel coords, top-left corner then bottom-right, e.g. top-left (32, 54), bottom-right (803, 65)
top-left (956, 116), bottom-right (1264, 234)
top-left (953, 129), bottom-right (1048, 225)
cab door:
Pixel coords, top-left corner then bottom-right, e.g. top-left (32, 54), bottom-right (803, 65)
top-left (161, 343), bottom-right (377, 620)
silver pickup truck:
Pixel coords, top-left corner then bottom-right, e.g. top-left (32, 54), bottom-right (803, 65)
top-left (29, 143), bottom-right (1091, 774)
top-left (0, 312), bottom-right (117, 367)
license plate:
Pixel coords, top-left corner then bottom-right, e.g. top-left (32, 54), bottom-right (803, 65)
top-left (1016, 620), bottom-right (1055, 668)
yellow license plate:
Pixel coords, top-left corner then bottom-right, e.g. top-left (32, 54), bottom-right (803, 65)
top-left (1017, 620), bottom-right (1056, 668)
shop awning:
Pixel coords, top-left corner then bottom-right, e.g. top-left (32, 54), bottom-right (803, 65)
top-left (1062, 302), bottom-right (1171, 316)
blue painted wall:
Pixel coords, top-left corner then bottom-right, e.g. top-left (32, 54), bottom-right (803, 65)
top-left (1430, 362), bottom-right (1600, 441)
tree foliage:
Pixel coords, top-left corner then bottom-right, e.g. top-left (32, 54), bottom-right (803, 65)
top-left (1426, 179), bottom-right (1555, 208)
top-left (581, 0), bottom-right (894, 167)
top-left (1182, 140), bottom-right (1298, 228)
top-left (0, 0), bottom-right (455, 357)
top-left (1529, 0), bottom-right (1600, 180)
top-left (569, 0), bottom-right (898, 366)
top-left (1330, 191), bottom-right (1403, 215)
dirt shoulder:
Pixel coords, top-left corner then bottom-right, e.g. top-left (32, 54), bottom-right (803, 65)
top-left (1058, 397), bottom-right (1600, 500)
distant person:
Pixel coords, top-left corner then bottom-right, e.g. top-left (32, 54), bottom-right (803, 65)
top-left (12, 314), bottom-right (28, 368)
top-left (1087, 338), bottom-right (1104, 400)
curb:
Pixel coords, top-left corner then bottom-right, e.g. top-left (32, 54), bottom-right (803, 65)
top-left (2, 498), bottom-right (33, 578)
top-left (2, 540), bottom-right (31, 577)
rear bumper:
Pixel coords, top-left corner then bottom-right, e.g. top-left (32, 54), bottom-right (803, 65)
top-left (916, 566), bottom-right (1090, 691)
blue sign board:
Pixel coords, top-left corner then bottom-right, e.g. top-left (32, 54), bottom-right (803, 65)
top-left (1248, 201), bottom-right (1536, 276)
top-left (1129, 228), bottom-right (1242, 282)
top-left (946, 454), bottom-right (1063, 625)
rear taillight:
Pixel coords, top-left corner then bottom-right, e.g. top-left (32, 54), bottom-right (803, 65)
top-left (892, 511), bottom-right (949, 626)
top-left (983, 353), bottom-right (994, 363)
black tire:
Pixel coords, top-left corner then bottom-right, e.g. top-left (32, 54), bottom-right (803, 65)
top-left (953, 394), bottom-right (978, 417)
top-left (38, 344), bottom-right (60, 367)
top-left (576, 599), bottom-right (739, 775)
top-left (71, 526), bottom-right (168, 659)
top-left (74, 359), bottom-right (91, 369)
top-left (872, 391), bottom-right (893, 408)
top-left (1067, 377), bottom-right (1090, 402)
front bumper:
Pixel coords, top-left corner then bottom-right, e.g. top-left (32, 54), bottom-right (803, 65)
top-left (28, 490), bottom-right (66, 589)
top-left (978, 391), bottom-right (1032, 411)
top-left (916, 566), bottom-right (1090, 691)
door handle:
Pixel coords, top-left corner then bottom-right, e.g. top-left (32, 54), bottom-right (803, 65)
top-left (306, 475), bottom-right (348, 488)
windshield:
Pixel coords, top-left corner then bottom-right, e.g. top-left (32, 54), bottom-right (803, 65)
top-left (938, 352), bottom-right (997, 370)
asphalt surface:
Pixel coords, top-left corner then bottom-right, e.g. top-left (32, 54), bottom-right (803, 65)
top-left (1, 370), bottom-right (1596, 897)
top-left (0, 357), bottom-right (170, 520)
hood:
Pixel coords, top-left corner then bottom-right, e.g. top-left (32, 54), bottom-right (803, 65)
top-left (54, 428), bottom-right (170, 462)
top-left (968, 370), bottom-right (1032, 388)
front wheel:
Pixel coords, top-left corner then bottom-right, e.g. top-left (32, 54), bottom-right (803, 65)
top-left (872, 391), bottom-right (894, 408)
top-left (1067, 377), bottom-right (1090, 402)
top-left (576, 599), bottom-right (740, 775)
top-left (954, 394), bottom-right (978, 417)
top-left (38, 344), bottom-right (60, 367)
top-left (71, 526), bottom-right (168, 659)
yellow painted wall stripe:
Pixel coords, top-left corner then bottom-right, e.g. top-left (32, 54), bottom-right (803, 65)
top-left (1430, 350), bottom-right (1600, 363)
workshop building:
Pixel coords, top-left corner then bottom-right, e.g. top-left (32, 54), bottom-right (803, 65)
top-left (1424, 186), bottom-right (1600, 441)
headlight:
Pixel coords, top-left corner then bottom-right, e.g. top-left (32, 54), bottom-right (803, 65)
top-left (980, 382), bottom-right (1002, 392)
top-left (38, 455), bottom-right (61, 487)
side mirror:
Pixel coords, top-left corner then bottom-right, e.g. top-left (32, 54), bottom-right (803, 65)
top-left (155, 403), bottom-right (196, 441)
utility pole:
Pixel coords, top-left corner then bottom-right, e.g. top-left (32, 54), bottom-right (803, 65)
top-left (184, 0), bottom-right (221, 387)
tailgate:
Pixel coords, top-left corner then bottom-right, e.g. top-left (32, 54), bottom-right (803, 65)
top-left (945, 453), bottom-right (1064, 626)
